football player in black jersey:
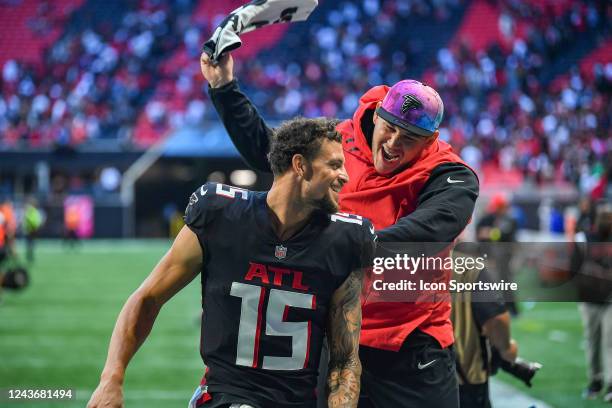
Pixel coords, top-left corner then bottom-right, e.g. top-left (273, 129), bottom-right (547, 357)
top-left (87, 117), bottom-right (376, 408)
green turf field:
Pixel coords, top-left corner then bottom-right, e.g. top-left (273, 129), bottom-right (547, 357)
top-left (497, 301), bottom-right (610, 408)
top-left (0, 240), bottom-right (202, 408)
top-left (0, 241), bottom-right (610, 407)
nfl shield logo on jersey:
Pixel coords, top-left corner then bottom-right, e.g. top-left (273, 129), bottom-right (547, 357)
top-left (275, 245), bottom-right (287, 260)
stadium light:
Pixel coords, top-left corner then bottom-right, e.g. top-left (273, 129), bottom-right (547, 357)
top-left (230, 170), bottom-right (257, 187)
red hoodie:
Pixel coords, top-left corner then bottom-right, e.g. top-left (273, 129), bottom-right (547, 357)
top-left (337, 85), bottom-right (472, 351)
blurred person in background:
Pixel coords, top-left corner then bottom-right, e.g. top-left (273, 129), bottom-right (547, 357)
top-left (476, 195), bottom-right (517, 244)
top-left (577, 197), bottom-right (597, 235)
top-left (573, 202), bottom-right (612, 402)
top-left (0, 209), bottom-right (5, 298)
top-left (0, 197), bottom-right (17, 254)
top-left (0, 197), bottom-right (17, 299)
top-left (63, 205), bottom-right (80, 248)
top-left (163, 203), bottom-right (184, 239)
top-left (566, 197), bottom-right (596, 242)
top-left (451, 250), bottom-right (519, 408)
top-left (476, 194), bottom-right (519, 316)
top-left (0, 201), bottom-right (8, 268)
top-left (23, 198), bottom-right (45, 263)
top-left (169, 209), bottom-right (184, 239)
top-left (201, 51), bottom-right (479, 408)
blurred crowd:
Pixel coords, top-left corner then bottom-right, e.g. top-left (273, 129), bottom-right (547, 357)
top-left (1, 0), bottom-right (610, 195)
top-left (229, 0), bottom-right (610, 194)
top-left (0, 0), bottom-right (194, 149)
top-left (431, 0), bottom-right (611, 194)
top-left (234, 0), bottom-right (466, 119)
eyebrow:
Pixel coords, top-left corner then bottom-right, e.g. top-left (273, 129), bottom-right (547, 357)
top-left (327, 158), bottom-right (344, 166)
top-left (385, 122), bottom-right (417, 139)
top-left (401, 132), bottom-right (419, 139)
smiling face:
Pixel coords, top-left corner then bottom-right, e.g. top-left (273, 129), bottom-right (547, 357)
top-left (371, 106), bottom-right (438, 176)
top-left (302, 139), bottom-right (349, 213)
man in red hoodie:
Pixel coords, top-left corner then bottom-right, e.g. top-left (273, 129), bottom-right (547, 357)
top-left (201, 53), bottom-right (479, 408)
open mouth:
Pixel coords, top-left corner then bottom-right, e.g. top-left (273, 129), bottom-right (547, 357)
top-left (382, 145), bottom-right (400, 163)
top-left (330, 184), bottom-right (342, 193)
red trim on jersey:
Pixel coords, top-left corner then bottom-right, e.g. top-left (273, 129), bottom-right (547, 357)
top-left (199, 366), bottom-right (210, 386)
top-left (282, 305), bottom-right (290, 322)
top-left (252, 286), bottom-right (266, 368)
top-left (195, 392), bottom-right (211, 406)
top-left (196, 367), bottom-right (212, 405)
top-left (303, 295), bottom-right (317, 369)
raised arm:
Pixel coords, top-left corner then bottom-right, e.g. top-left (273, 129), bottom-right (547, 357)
top-left (326, 269), bottom-right (363, 408)
top-left (87, 226), bottom-right (203, 408)
top-left (201, 52), bottom-right (274, 172)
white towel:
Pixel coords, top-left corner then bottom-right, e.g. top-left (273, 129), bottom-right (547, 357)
top-left (203, 0), bottom-right (318, 63)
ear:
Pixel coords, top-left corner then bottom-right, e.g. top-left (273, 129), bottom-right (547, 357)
top-left (291, 154), bottom-right (308, 179)
top-left (425, 129), bottom-right (440, 146)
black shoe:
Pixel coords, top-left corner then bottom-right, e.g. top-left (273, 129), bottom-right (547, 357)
top-left (583, 380), bottom-right (603, 400)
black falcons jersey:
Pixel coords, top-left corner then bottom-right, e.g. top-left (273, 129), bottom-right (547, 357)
top-left (184, 182), bottom-right (375, 408)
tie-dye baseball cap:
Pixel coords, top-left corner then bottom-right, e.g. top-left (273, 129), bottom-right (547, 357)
top-left (376, 79), bottom-right (444, 137)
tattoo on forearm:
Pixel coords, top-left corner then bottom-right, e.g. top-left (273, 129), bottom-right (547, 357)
top-left (327, 270), bottom-right (363, 408)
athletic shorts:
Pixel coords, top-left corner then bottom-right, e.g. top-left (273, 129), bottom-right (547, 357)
top-left (358, 330), bottom-right (459, 408)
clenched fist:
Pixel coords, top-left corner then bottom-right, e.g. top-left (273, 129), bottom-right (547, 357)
top-left (200, 52), bottom-right (234, 89)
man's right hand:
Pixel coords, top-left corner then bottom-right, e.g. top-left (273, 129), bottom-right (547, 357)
top-left (87, 379), bottom-right (124, 408)
top-left (500, 338), bottom-right (518, 363)
top-left (200, 52), bottom-right (234, 88)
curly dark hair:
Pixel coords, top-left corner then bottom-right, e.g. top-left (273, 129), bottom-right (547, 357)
top-left (268, 117), bottom-right (342, 176)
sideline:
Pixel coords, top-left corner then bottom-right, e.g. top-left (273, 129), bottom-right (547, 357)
top-left (490, 378), bottom-right (553, 408)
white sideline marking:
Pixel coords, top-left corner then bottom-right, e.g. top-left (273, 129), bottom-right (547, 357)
top-left (548, 330), bottom-right (568, 343)
top-left (490, 378), bottom-right (553, 408)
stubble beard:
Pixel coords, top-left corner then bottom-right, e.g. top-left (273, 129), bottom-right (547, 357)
top-left (309, 194), bottom-right (338, 214)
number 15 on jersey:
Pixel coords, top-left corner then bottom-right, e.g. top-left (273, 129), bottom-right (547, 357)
top-left (230, 282), bottom-right (316, 371)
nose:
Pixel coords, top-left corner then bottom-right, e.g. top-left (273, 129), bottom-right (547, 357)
top-left (387, 132), bottom-right (403, 149)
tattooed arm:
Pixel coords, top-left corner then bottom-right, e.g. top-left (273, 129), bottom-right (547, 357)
top-left (326, 269), bottom-right (363, 408)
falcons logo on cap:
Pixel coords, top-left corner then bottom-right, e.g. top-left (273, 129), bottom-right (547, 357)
top-left (401, 94), bottom-right (423, 113)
